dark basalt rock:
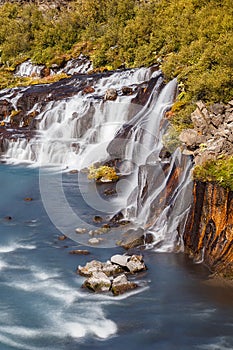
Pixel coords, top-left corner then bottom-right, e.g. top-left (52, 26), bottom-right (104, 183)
top-left (117, 227), bottom-right (145, 249)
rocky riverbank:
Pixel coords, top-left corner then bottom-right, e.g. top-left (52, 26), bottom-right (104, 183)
top-left (179, 100), bottom-right (233, 165)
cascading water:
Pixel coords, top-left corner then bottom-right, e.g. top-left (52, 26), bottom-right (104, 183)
top-left (4, 67), bottom-right (160, 167)
top-left (1, 64), bottom-right (192, 251)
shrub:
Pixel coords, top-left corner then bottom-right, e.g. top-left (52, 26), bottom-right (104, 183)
top-left (88, 165), bottom-right (119, 182)
top-left (193, 156), bottom-right (233, 191)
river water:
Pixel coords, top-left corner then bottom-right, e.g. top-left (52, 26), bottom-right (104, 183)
top-left (0, 164), bottom-right (232, 350)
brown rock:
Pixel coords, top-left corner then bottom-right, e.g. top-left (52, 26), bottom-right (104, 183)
top-left (126, 255), bottom-right (147, 273)
top-left (69, 249), bottom-right (90, 255)
top-left (93, 215), bottom-right (103, 223)
top-left (111, 274), bottom-right (137, 295)
top-left (82, 271), bottom-right (111, 292)
top-left (117, 227), bottom-right (145, 249)
top-left (104, 88), bottom-right (118, 101)
top-left (58, 235), bottom-right (67, 241)
top-left (82, 86), bottom-right (95, 94)
top-left (121, 86), bottom-right (133, 95)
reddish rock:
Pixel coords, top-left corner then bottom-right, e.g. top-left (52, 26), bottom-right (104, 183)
top-left (82, 86), bottom-right (95, 94)
top-left (183, 181), bottom-right (233, 277)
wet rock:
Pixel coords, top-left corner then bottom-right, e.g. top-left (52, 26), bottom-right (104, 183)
top-left (104, 188), bottom-right (117, 196)
top-left (102, 223), bottom-right (111, 229)
top-left (126, 255), bottom-right (147, 273)
top-left (82, 86), bottom-right (95, 94)
top-left (101, 261), bottom-right (124, 276)
top-left (121, 86), bottom-right (133, 95)
top-left (75, 227), bottom-right (87, 234)
top-left (82, 271), bottom-right (111, 292)
top-left (104, 88), bottom-right (118, 101)
top-left (110, 254), bottom-right (130, 267)
top-left (111, 274), bottom-right (137, 295)
top-left (78, 260), bottom-right (103, 277)
top-left (110, 211), bottom-right (124, 224)
top-left (69, 249), bottom-right (90, 255)
top-left (145, 233), bottom-right (154, 244)
top-left (58, 235), bottom-right (67, 241)
top-left (24, 197), bottom-right (33, 201)
top-left (4, 216), bottom-right (12, 221)
top-left (117, 227), bottom-right (145, 249)
top-left (93, 215), bottom-right (103, 223)
top-left (88, 237), bottom-right (103, 245)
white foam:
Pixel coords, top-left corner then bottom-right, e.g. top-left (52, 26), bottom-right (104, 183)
top-left (0, 243), bottom-right (36, 253)
top-left (0, 260), bottom-right (8, 270)
top-left (63, 322), bottom-right (86, 338)
top-left (89, 319), bottom-right (117, 339)
top-left (198, 338), bottom-right (233, 350)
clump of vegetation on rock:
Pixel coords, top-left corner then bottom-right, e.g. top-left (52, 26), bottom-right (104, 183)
top-left (193, 156), bottom-right (233, 191)
top-left (88, 164), bottom-right (119, 182)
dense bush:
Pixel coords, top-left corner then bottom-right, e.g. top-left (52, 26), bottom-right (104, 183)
top-left (0, 0), bottom-right (232, 121)
top-left (193, 156), bottom-right (233, 191)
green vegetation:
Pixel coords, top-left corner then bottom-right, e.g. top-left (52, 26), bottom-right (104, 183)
top-left (0, 0), bottom-right (232, 124)
top-left (88, 165), bottom-right (119, 182)
top-left (193, 156), bottom-right (233, 191)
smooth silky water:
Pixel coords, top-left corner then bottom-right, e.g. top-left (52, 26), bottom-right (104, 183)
top-left (0, 164), bottom-right (233, 350)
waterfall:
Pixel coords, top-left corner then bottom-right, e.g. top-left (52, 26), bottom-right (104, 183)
top-left (1, 66), bottom-right (193, 251)
top-left (3, 67), bottom-right (160, 168)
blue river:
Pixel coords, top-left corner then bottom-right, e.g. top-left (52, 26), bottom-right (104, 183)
top-left (0, 164), bottom-right (232, 350)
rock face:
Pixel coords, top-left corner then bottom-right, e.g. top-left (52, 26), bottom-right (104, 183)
top-left (179, 100), bottom-right (233, 164)
top-left (183, 181), bottom-right (233, 277)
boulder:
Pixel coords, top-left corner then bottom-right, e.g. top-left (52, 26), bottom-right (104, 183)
top-left (104, 88), bottom-right (118, 101)
top-left (117, 227), bottom-right (145, 249)
top-left (78, 260), bottom-right (103, 277)
top-left (111, 274), bottom-right (137, 295)
top-left (110, 254), bottom-right (130, 267)
top-left (101, 261), bottom-right (124, 276)
top-left (83, 271), bottom-right (111, 292)
top-left (179, 129), bottom-right (205, 148)
top-left (126, 255), bottom-right (147, 273)
top-left (121, 86), bottom-right (133, 95)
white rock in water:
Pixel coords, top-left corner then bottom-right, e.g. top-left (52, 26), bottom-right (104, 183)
top-left (88, 237), bottom-right (102, 245)
top-left (75, 227), bottom-right (87, 233)
top-left (110, 254), bottom-right (130, 267)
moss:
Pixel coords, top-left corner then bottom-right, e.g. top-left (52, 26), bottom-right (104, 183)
top-left (88, 165), bottom-right (119, 182)
top-left (193, 156), bottom-right (233, 191)
top-left (0, 68), bottom-right (69, 90)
